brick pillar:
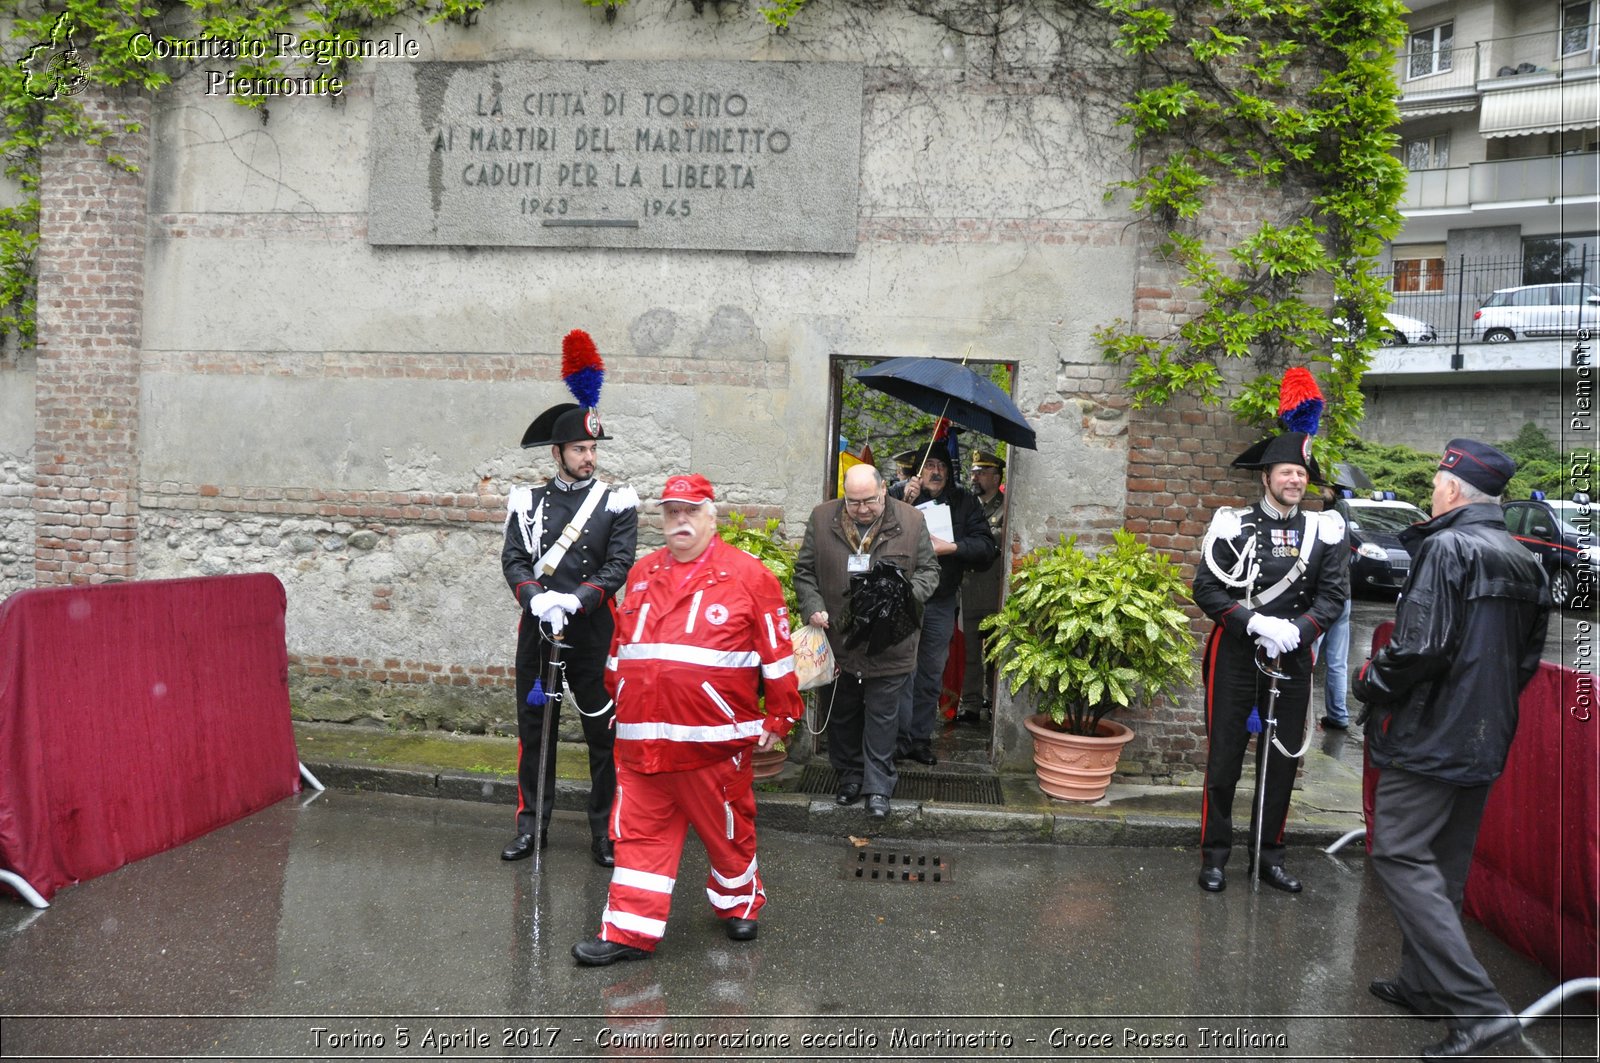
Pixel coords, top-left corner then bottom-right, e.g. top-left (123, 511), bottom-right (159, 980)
top-left (32, 88), bottom-right (150, 584)
top-left (1120, 202), bottom-right (1266, 776)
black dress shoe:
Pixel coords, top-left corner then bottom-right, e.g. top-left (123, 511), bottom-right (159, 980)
top-left (724, 917), bottom-right (758, 941)
top-left (1420, 1015), bottom-right (1522, 1058)
top-left (571, 939), bottom-right (650, 966)
top-left (906, 743), bottom-right (938, 766)
top-left (1321, 715), bottom-right (1349, 731)
top-left (835, 782), bottom-right (862, 806)
top-left (1368, 978), bottom-right (1440, 1021)
top-left (1197, 866), bottom-right (1226, 892)
top-left (1257, 864), bottom-right (1303, 893)
top-left (591, 836), bottom-right (615, 868)
top-left (500, 832), bottom-right (547, 861)
top-left (865, 794), bottom-right (890, 820)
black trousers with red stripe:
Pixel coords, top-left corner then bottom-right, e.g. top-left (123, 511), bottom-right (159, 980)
top-left (514, 613), bottom-right (615, 839)
top-left (1200, 627), bottom-right (1311, 870)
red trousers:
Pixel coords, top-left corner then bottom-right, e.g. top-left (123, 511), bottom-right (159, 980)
top-left (599, 753), bottom-right (766, 952)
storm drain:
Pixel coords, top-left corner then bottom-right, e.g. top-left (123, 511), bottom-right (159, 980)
top-left (845, 849), bottom-right (950, 883)
top-left (798, 763), bottom-right (1003, 806)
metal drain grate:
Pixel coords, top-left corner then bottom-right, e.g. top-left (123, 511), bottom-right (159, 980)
top-left (845, 849), bottom-right (950, 883)
top-left (797, 763), bottom-right (1004, 806)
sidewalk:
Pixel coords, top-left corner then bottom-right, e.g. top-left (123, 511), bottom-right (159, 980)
top-left (293, 719), bottom-right (1368, 850)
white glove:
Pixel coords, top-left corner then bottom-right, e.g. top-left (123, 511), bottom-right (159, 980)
top-left (1246, 614), bottom-right (1301, 657)
top-left (527, 591), bottom-right (582, 634)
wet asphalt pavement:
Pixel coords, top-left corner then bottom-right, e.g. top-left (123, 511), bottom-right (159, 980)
top-left (2, 787), bottom-right (1594, 1062)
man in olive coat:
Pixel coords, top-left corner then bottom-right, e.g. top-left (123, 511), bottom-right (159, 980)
top-left (794, 465), bottom-right (940, 820)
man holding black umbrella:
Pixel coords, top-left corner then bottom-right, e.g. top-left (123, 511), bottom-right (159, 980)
top-left (888, 435), bottom-right (998, 765)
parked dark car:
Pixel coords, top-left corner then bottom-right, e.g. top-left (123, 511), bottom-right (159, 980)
top-left (1336, 494), bottom-right (1427, 598)
top-left (1503, 493), bottom-right (1599, 609)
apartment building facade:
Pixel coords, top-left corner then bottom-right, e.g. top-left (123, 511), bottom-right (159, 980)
top-left (1389, 0), bottom-right (1599, 336)
top-left (1355, 1), bottom-right (1599, 449)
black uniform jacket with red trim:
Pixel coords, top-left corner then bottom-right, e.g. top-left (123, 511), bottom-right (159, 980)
top-left (501, 477), bottom-right (639, 627)
top-left (1191, 499), bottom-right (1350, 655)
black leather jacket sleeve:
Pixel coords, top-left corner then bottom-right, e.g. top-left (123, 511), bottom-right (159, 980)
top-left (1351, 544), bottom-right (1455, 705)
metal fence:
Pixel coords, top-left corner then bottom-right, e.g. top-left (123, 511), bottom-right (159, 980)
top-left (1381, 249), bottom-right (1599, 347)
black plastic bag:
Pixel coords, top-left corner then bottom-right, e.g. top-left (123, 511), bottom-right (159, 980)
top-left (838, 561), bottom-right (920, 654)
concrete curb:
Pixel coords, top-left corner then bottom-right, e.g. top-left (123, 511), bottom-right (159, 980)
top-left (302, 757), bottom-right (1365, 850)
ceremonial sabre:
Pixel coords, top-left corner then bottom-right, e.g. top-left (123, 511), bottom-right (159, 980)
top-left (1251, 648), bottom-right (1290, 894)
top-left (529, 628), bottom-right (565, 876)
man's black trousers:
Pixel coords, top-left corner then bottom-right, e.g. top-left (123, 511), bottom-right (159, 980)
top-left (513, 613), bottom-right (615, 839)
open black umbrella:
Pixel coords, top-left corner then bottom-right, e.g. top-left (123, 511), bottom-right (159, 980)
top-left (854, 357), bottom-right (1037, 450)
top-left (1333, 461), bottom-right (1375, 493)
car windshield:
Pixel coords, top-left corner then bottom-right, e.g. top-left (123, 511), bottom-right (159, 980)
top-left (1545, 502), bottom-right (1596, 538)
top-left (1346, 503), bottom-right (1426, 533)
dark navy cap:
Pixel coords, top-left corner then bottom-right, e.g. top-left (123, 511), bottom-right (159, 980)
top-left (1438, 438), bottom-right (1515, 496)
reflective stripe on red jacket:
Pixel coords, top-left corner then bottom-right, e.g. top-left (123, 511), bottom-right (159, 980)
top-left (606, 539), bottom-right (801, 772)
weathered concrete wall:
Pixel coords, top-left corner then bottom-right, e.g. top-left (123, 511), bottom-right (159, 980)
top-left (1361, 380), bottom-right (1569, 452)
top-left (84, 1), bottom-right (1140, 764)
top-left (0, 361), bottom-right (32, 599)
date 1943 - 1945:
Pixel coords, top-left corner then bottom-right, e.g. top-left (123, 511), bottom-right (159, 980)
top-left (310, 1025), bottom-right (562, 1051)
top-left (518, 198), bottom-right (693, 218)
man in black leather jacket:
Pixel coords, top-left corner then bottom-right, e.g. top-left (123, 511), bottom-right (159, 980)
top-left (1353, 438), bottom-right (1550, 1061)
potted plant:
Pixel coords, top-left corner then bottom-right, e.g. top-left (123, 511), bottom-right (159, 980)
top-left (983, 529), bottom-right (1197, 801)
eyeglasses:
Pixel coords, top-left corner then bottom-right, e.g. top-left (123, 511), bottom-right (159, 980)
top-left (843, 494), bottom-right (884, 509)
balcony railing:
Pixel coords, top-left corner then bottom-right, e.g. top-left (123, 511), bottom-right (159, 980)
top-left (1399, 23), bottom-right (1598, 100)
top-left (1401, 153), bottom-right (1599, 211)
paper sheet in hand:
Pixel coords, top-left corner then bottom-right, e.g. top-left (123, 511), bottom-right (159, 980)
top-left (919, 501), bottom-right (954, 541)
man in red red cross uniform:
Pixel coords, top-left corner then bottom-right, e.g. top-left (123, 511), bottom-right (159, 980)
top-left (571, 473), bottom-right (802, 967)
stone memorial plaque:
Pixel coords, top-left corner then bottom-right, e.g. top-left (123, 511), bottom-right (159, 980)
top-left (369, 60), bottom-right (863, 253)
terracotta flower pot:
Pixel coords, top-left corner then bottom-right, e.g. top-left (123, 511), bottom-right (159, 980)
top-left (1023, 713), bottom-right (1135, 802)
top-left (750, 746), bottom-right (788, 780)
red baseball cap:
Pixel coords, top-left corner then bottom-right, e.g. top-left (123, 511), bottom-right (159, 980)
top-left (658, 473), bottom-right (716, 505)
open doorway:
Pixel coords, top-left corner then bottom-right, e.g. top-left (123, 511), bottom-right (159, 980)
top-left (822, 354), bottom-right (1018, 770)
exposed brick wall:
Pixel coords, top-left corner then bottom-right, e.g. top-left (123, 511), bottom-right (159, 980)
top-left (1115, 191), bottom-right (1296, 777)
top-left (32, 88), bottom-right (150, 585)
top-left (1120, 395), bottom-right (1261, 777)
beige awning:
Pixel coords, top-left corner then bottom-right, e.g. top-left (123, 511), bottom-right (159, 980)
top-left (1480, 80), bottom-right (1600, 138)
top-left (1399, 99), bottom-right (1477, 118)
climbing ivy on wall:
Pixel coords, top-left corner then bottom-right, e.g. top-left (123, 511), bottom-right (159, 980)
top-left (1, 0), bottom-right (1408, 464)
top-left (1093, 0), bottom-right (1408, 465)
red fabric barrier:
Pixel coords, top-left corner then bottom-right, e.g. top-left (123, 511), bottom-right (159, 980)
top-left (0, 574), bottom-right (300, 902)
top-left (1362, 620), bottom-right (1599, 980)
top-left (1464, 663), bottom-right (1599, 981)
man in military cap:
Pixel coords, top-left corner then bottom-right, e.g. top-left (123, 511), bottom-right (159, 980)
top-left (1355, 438), bottom-right (1548, 1059)
top-left (889, 449), bottom-right (919, 491)
top-left (957, 451), bottom-right (1007, 723)
top-left (1192, 430), bottom-right (1349, 893)
top-left (500, 331), bottom-right (639, 867)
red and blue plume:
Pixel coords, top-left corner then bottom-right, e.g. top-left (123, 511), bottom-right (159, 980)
top-left (561, 329), bottom-right (605, 409)
top-left (1277, 367), bottom-right (1323, 436)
